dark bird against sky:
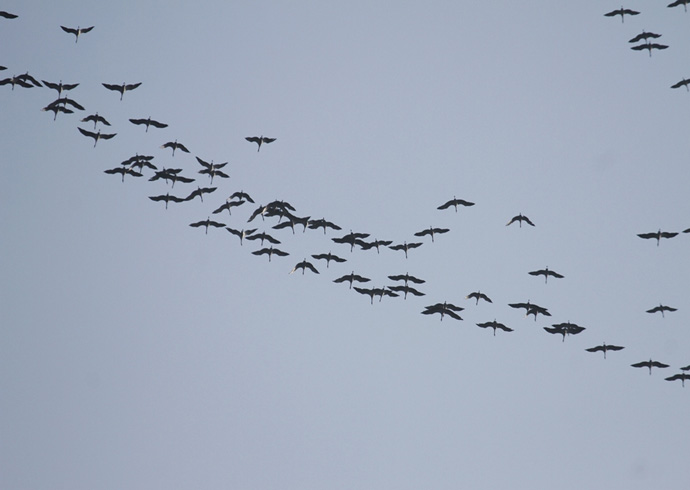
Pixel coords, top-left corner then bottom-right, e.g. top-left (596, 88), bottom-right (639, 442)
top-left (102, 81), bottom-right (142, 100)
top-left (60, 25), bottom-right (94, 42)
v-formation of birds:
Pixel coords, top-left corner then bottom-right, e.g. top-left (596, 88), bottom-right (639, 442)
top-left (3, 9), bottom-right (689, 389)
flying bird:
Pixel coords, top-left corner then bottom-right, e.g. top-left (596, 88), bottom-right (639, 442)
top-left (148, 193), bottom-right (187, 209)
top-left (189, 217), bottom-right (226, 234)
top-left (437, 196), bottom-right (475, 212)
top-left (528, 266), bottom-right (564, 284)
top-left (353, 287), bottom-right (398, 304)
top-left (42, 103), bottom-right (73, 120)
top-left (645, 304), bottom-right (677, 318)
top-left (506, 213), bottom-right (535, 227)
top-left (628, 31), bottom-right (662, 44)
top-left (102, 81), bottom-right (142, 100)
top-left (630, 43), bottom-right (669, 57)
top-left (665, 373), bottom-right (690, 387)
top-left (421, 302), bottom-right (464, 321)
top-left (129, 116), bottom-right (168, 132)
top-left (671, 78), bottom-right (690, 91)
top-left (526, 304), bottom-right (551, 321)
top-left (414, 226), bottom-right (449, 243)
top-left (585, 343), bottom-right (625, 359)
top-left (544, 322), bottom-right (585, 342)
top-left (46, 96), bottom-right (84, 111)
top-left (0, 75), bottom-right (34, 90)
top-left (631, 359), bottom-right (669, 375)
top-left (333, 271), bottom-right (370, 289)
top-left (356, 238), bottom-right (393, 253)
top-left (289, 259), bottom-right (319, 275)
top-left (308, 218), bottom-right (342, 234)
top-left (225, 227), bottom-right (257, 246)
top-left (387, 284), bottom-right (425, 299)
top-left (637, 229), bottom-right (678, 246)
top-left (121, 154), bottom-right (155, 172)
top-left (61, 25), bottom-right (94, 42)
top-left (103, 166), bottom-right (142, 182)
top-left (251, 246), bottom-right (289, 262)
top-left (245, 231), bottom-right (281, 246)
top-left (667, 0), bottom-right (689, 11)
top-left (388, 273), bottom-right (425, 285)
top-left (245, 135), bottom-right (276, 152)
top-left (229, 190), bottom-right (254, 203)
top-left (311, 252), bottom-right (347, 268)
top-left (80, 112), bottom-right (110, 129)
top-left (78, 127), bottom-right (116, 147)
top-left (388, 241), bottom-right (423, 259)
top-left (212, 199), bottom-right (245, 216)
top-left (185, 186), bottom-right (217, 203)
top-left (604, 7), bottom-right (640, 22)
top-left (196, 157), bottom-right (229, 184)
top-left (332, 230), bottom-right (371, 252)
top-left (466, 291), bottom-right (492, 305)
top-left (148, 168), bottom-right (194, 187)
top-left (160, 140), bottom-right (190, 156)
top-left (42, 79), bottom-right (79, 97)
top-left (476, 320), bottom-right (513, 336)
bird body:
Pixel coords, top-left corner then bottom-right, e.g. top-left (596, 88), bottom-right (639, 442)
top-left (671, 78), bottom-right (690, 91)
top-left (466, 291), bottom-right (492, 305)
top-left (646, 304), bottom-right (677, 318)
top-left (311, 252), bottom-right (346, 268)
top-left (667, 0), bottom-right (689, 11)
top-left (665, 373), bottom-right (690, 387)
top-left (42, 79), bottom-right (79, 97)
top-left (414, 226), bottom-right (449, 243)
top-left (628, 31), bottom-right (662, 44)
top-left (129, 116), bottom-right (168, 132)
top-left (638, 229), bottom-right (678, 246)
top-left (388, 241), bottom-right (422, 259)
top-left (630, 43), bottom-right (669, 57)
top-left (148, 193), bottom-right (186, 209)
top-left (102, 81), bottom-right (141, 100)
top-left (631, 359), bottom-right (670, 375)
top-left (160, 140), bottom-right (190, 156)
top-left (290, 259), bottom-right (319, 275)
top-left (189, 217), bottom-right (226, 234)
top-left (332, 231), bottom-right (371, 252)
top-left (585, 343), bottom-right (624, 359)
top-left (333, 271), bottom-right (370, 289)
top-left (437, 196), bottom-right (475, 212)
top-left (251, 246), bottom-right (289, 262)
top-left (81, 112), bottom-right (110, 129)
top-left (506, 213), bottom-right (535, 227)
top-left (544, 322), bottom-right (585, 342)
top-left (185, 186), bottom-right (217, 203)
top-left (476, 320), bottom-right (513, 336)
top-left (196, 157), bottom-right (229, 184)
top-left (245, 231), bottom-right (280, 246)
top-left (421, 302), bottom-right (464, 321)
top-left (387, 284), bottom-right (425, 299)
top-left (604, 7), bottom-right (640, 22)
top-left (78, 127), bottom-right (116, 147)
top-left (61, 25), bottom-right (94, 42)
top-left (388, 273), bottom-right (425, 285)
top-left (225, 227), bottom-right (257, 246)
top-left (528, 266), bottom-right (564, 284)
top-left (104, 166), bottom-right (142, 182)
top-left (308, 218), bottom-right (342, 234)
top-left (246, 135), bottom-right (276, 151)
top-left (213, 199), bottom-right (245, 215)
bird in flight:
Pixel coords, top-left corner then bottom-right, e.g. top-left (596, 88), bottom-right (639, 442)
top-left (437, 196), bottom-right (475, 212)
top-left (333, 271), bottom-right (370, 289)
top-left (528, 266), bottom-right (564, 284)
top-left (544, 322), bottom-right (585, 342)
top-left (189, 217), bottom-right (226, 234)
top-left (388, 273), bottom-right (425, 285)
top-left (42, 79), bottom-right (79, 97)
top-left (196, 157), bottom-right (229, 184)
top-left (414, 226), bottom-right (449, 243)
top-left (603, 7), bottom-right (640, 23)
top-left (212, 199), bottom-right (245, 216)
top-left (667, 0), bottom-right (689, 11)
top-left (665, 373), bottom-right (690, 388)
top-left (631, 359), bottom-right (669, 375)
top-left (356, 238), bottom-right (393, 254)
top-left (103, 166), bottom-right (143, 182)
top-left (585, 343), bottom-right (625, 359)
top-left (671, 77), bottom-right (690, 91)
top-left (160, 140), bottom-right (190, 156)
top-left (245, 231), bottom-right (281, 246)
top-left (289, 259), bottom-right (319, 275)
top-left (78, 127), bottom-right (116, 147)
top-left (332, 230), bottom-right (370, 252)
top-left (225, 227), bottom-right (257, 246)
top-left (0, 10), bottom-right (18, 19)
top-left (476, 320), bottom-right (513, 336)
top-left (388, 241), bottom-right (423, 259)
top-left (102, 81), bottom-right (141, 100)
top-left (81, 113), bottom-right (111, 129)
top-left (0, 75), bottom-right (34, 90)
top-left (61, 25), bottom-right (94, 42)
top-left (42, 103), bottom-right (73, 120)
top-left (129, 116), bottom-right (168, 132)
top-left (246, 135), bottom-right (276, 152)
top-left (637, 229), bottom-right (678, 246)
top-left (628, 31), bottom-right (662, 44)
top-left (466, 291), bottom-right (492, 305)
top-left (148, 193), bottom-right (187, 209)
top-left (645, 304), bottom-right (677, 318)
top-left (506, 213), bottom-right (535, 227)
top-left (311, 252), bottom-right (346, 268)
top-left (387, 284), bottom-right (425, 299)
top-left (251, 246), bottom-right (289, 262)
top-left (421, 302), bottom-right (464, 321)
top-left (630, 43), bottom-right (669, 57)
top-left (185, 186), bottom-right (217, 203)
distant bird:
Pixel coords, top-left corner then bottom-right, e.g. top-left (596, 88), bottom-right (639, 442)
top-left (160, 140), bottom-right (190, 156)
top-left (46, 96), bottom-right (84, 111)
top-left (245, 135), bottom-right (276, 152)
top-left (78, 127), bottom-right (116, 147)
top-left (466, 291), bottom-right (492, 305)
top-left (42, 80), bottom-right (79, 97)
top-left (333, 271), bottom-right (370, 289)
top-left (0, 75), bottom-right (33, 90)
top-left (332, 230), bottom-right (371, 252)
top-left (421, 302), bottom-right (464, 321)
top-left (665, 373), bottom-right (690, 387)
top-left (247, 204), bottom-right (271, 223)
top-left (356, 238), bottom-right (392, 253)
top-left (509, 300), bottom-right (551, 321)
top-left (61, 25), bottom-right (94, 42)
top-left (528, 266), bottom-right (564, 284)
top-left (681, 365), bottom-right (690, 372)
top-left (212, 199), bottom-right (245, 216)
top-left (148, 168), bottom-right (194, 187)
top-left (196, 157), bottom-right (229, 184)
top-left (645, 304), bottom-right (677, 318)
top-left (245, 231), bottom-right (280, 246)
top-left (15, 72), bottom-right (42, 87)
top-left (308, 218), bottom-right (342, 234)
top-left (437, 196), bottom-right (475, 212)
top-left (80, 112), bottom-right (110, 129)
top-left (667, 0), bottom-right (689, 11)
top-left (637, 229), bottom-right (678, 246)
top-left (631, 359), bottom-right (669, 375)
top-left (544, 322), bottom-right (585, 342)
top-left (630, 43), bottom-right (669, 57)
top-left (585, 343), bottom-right (625, 359)
top-left (506, 213), bottom-right (535, 227)
top-left (251, 246), bottom-right (289, 262)
top-left (684, 228), bottom-right (690, 234)
top-left (229, 191), bottom-right (254, 203)
top-left (185, 186), bottom-right (217, 203)
top-left (42, 103), bottom-right (73, 120)
top-left (628, 31), bottom-right (662, 44)
top-left (103, 166), bottom-right (142, 182)
top-left (102, 81), bottom-right (141, 100)
top-left (122, 154), bottom-right (156, 172)
top-left (273, 214), bottom-right (311, 234)
top-left (388, 273), bottom-right (425, 285)
top-left (353, 287), bottom-right (378, 304)
top-left (0, 11), bottom-right (18, 19)
top-left (189, 217), bottom-right (226, 234)
top-left (354, 287), bottom-right (398, 304)
top-left (414, 226), bottom-right (449, 243)
top-left (671, 78), bottom-right (690, 91)
top-left (129, 116), bottom-right (168, 132)
top-left (290, 259), bottom-right (319, 275)
top-left (225, 227), bottom-right (257, 246)
top-left (148, 193), bottom-right (187, 209)
top-left (604, 7), bottom-right (640, 23)
top-left (387, 284), bottom-right (425, 299)
top-left (476, 320), bottom-right (513, 336)
top-left (388, 241), bottom-right (423, 259)
top-left (311, 252), bottom-right (346, 268)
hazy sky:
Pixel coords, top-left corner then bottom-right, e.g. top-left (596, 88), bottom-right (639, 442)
top-left (2, 2), bottom-right (689, 489)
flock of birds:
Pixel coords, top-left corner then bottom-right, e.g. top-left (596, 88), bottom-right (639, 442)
top-left (2, 8), bottom-right (689, 389)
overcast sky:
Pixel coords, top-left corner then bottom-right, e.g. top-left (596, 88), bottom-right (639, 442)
top-left (2, 2), bottom-right (689, 489)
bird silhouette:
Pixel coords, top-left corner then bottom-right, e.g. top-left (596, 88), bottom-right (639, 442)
top-left (42, 103), bottom-right (73, 120)
top-left (0, 11), bottom-right (18, 19)
top-left (388, 241), bottom-right (423, 259)
top-left (355, 238), bottom-right (392, 253)
top-left (311, 252), bottom-right (346, 268)
top-left (251, 246), bottom-right (289, 262)
top-left (148, 193), bottom-right (187, 209)
top-left (229, 190), bottom-right (254, 203)
top-left (665, 373), bottom-right (690, 387)
top-left (17, 72), bottom-right (43, 88)
top-left (388, 273), bottom-right (425, 285)
top-left (604, 7), bottom-right (640, 23)
top-left (414, 226), bottom-right (449, 243)
top-left (466, 291), bottom-right (492, 305)
top-left (332, 230), bottom-right (371, 252)
top-left (245, 135), bottom-right (276, 152)
top-left (437, 196), bottom-right (475, 212)
top-left (245, 231), bottom-right (281, 246)
top-left (631, 359), bottom-right (669, 375)
top-left (212, 199), bottom-right (245, 216)
top-left (196, 157), bottom-right (229, 184)
top-left (353, 287), bottom-right (398, 304)
top-left (528, 266), bottom-right (564, 284)
top-left (46, 96), bottom-right (84, 111)
top-left (290, 259), bottom-right (319, 275)
top-left (129, 116), bottom-right (168, 132)
top-left (272, 214), bottom-right (311, 234)
top-left (103, 166), bottom-right (142, 182)
top-left (160, 140), bottom-right (190, 156)
top-left (544, 322), bottom-right (585, 342)
top-left (506, 213), bottom-right (535, 227)
top-left (189, 217), bottom-right (226, 234)
top-left (671, 78), bottom-right (690, 91)
top-left (102, 81), bottom-right (141, 100)
top-left (476, 320), bottom-right (513, 336)
top-left (185, 186), bottom-right (217, 203)
top-left (80, 112), bottom-right (111, 129)
top-left (387, 284), bottom-right (425, 299)
top-left (630, 43), bottom-right (669, 57)
top-left (421, 302), bottom-right (464, 321)
top-left (307, 218), bottom-right (342, 234)
top-left (667, 0), bottom-right (689, 11)
top-left (225, 227), bottom-right (257, 246)
top-left (121, 154), bottom-right (155, 171)
top-left (628, 31), bottom-right (662, 44)
top-left (148, 168), bottom-right (194, 187)
top-left (42, 79), bottom-right (79, 97)
top-left (333, 271), bottom-right (370, 289)
top-left (60, 25), bottom-right (94, 42)
top-left (585, 343), bottom-right (625, 359)
top-left (0, 75), bottom-right (33, 90)
top-left (645, 304), bottom-right (677, 318)
top-left (637, 229), bottom-right (678, 246)
top-left (78, 127), bottom-right (116, 147)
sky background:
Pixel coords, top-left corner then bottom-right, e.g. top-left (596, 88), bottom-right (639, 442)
top-left (2, 2), bottom-right (689, 489)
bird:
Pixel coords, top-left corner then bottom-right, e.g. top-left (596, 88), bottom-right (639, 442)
top-left (388, 273), bottom-right (425, 285)
top-left (272, 214), bottom-right (311, 234)
top-left (290, 259), bottom-right (319, 275)
top-left (185, 186), bottom-right (217, 203)
top-left (681, 365), bottom-right (690, 372)
top-left (307, 218), bottom-right (342, 234)
top-left (0, 11), bottom-right (18, 19)
top-left (121, 154), bottom-right (156, 172)
top-left (585, 343), bottom-right (625, 359)
top-left (437, 196), bottom-right (475, 212)
top-left (466, 291), bottom-right (492, 305)
top-left (102, 81), bottom-right (141, 100)
top-left (476, 320), bottom-right (513, 336)
top-left (148, 168), bottom-right (194, 187)
top-left (60, 25), bottom-right (94, 42)
top-left (148, 193), bottom-right (187, 209)
top-left (387, 284), bottom-right (425, 299)
top-left (528, 266), bottom-right (564, 284)
top-left (229, 190), bottom-right (254, 203)
top-left (355, 238), bottom-right (393, 253)
top-left (251, 246), bottom-right (289, 262)
top-left (160, 140), bottom-right (190, 156)
top-left (245, 231), bottom-right (281, 246)
top-left (245, 135), bottom-right (276, 152)
top-left (42, 103), bottom-right (73, 120)
top-left (665, 373), bottom-right (690, 387)
top-left (506, 213), bottom-right (535, 227)
top-left (332, 230), bottom-right (371, 252)
top-left (526, 304), bottom-right (551, 321)
top-left (628, 31), bottom-right (662, 44)
top-left (353, 287), bottom-right (398, 304)
top-left (196, 157), bottom-right (229, 184)
top-left (103, 166), bottom-right (143, 182)
top-left (42, 79), bottom-right (79, 97)
top-left (45, 96), bottom-right (84, 111)
top-left (212, 199), bottom-right (245, 216)
top-left (189, 217), bottom-right (226, 234)
top-left (671, 78), bottom-right (690, 91)
top-left (631, 359), bottom-right (670, 375)
top-left (225, 227), bottom-right (257, 246)
top-left (414, 226), bottom-right (449, 243)
top-left (311, 252), bottom-right (347, 268)
top-left (604, 7), bottom-right (640, 23)
top-left (630, 43), bottom-right (669, 57)
top-left (0, 74), bottom-right (35, 90)
top-left (80, 113), bottom-right (110, 129)
top-left (544, 322), bottom-right (585, 342)
top-left (129, 116), bottom-right (168, 132)
top-left (78, 127), bottom-right (116, 147)
top-left (421, 302), bottom-right (464, 321)
top-left (15, 72), bottom-right (42, 87)
top-left (645, 304), bottom-right (677, 318)
top-left (388, 241), bottom-right (423, 259)
top-left (637, 229), bottom-right (678, 246)
top-left (333, 271), bottom-right (370, 289)
top-left (667, 0), bottom-right (689, 11)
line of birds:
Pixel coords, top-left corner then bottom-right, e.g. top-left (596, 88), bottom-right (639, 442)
top-left (3, 11), bottom-right (689, 389)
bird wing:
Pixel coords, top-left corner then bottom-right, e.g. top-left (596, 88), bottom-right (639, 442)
top-left (129, 118), bottom-right (146, 125)
top-left (61, 26), bottom-right (77, 34)
top-left (78, 127), bottom-right (96, 138)
top-left (444, 310), bottom-right (463, 321)
top-left (81, 26), bottom-right (95, 33)
top-left (245, 136), bottom-right (261, 144)
top-left (608, 345), bottom-right (625, 351)
top-left (548, 270), bottom-right (565, 278)
top-left (148, 119), bottom-right (168, 128)
top-left (102, 83), bottom-right (121, 91)
top-left (196, 156), bottom-right (212, 168)
top-left (651, 361), bottom-right (670, 368)
top-left (414, 229), bottom-right (431, 237)
top-left (177, 143), bottom-right (190, 153)
top-left (100, 132), bottom-right (117, 140)
top-left (637, 232), bottom-right (656, 239)
top-left (262, 137), bottom-right (276, 144)
top-left (585, 346), bottom-right (604, 353)
top-left (631, 361), bottom-right (650, 368)
top-left (660, 232), bottom-right (678, 239)
top-left (125, 82), bottom-right (142, 91)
